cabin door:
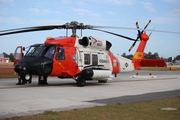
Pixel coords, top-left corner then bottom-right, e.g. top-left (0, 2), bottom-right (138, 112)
top-left (14, 46), bottom-right (23, 66)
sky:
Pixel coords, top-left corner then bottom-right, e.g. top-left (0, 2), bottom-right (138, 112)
top-left (0, 0), bottom-right (180, 58)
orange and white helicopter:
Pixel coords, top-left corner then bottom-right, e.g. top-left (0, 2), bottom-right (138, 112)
top-left (0, 20), bottom-right (174, 87)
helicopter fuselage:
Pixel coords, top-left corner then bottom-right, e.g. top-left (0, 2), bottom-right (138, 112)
top-left (13, 36), bottom-right (122, 86)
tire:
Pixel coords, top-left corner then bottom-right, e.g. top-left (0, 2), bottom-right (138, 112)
top-left (77, 75), bottom-right (86, 87)
top-left (24, 74), bottom-right (32, 84)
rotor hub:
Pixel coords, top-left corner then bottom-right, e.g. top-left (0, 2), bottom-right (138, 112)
top-left (141, 32), bottom-right (149, 41)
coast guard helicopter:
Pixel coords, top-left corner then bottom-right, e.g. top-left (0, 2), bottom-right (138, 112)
top-left (0, 20), bottom-right (173, 87)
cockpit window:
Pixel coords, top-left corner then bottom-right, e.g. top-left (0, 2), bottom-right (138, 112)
top-left (44, 46), bottom-right (55, 59)
top-left (25, 46), bottom-right (45, 56)
top-left (25, 45), bottom-right (55, 59)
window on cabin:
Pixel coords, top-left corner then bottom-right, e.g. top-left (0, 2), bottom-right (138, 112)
top-left (84, 54), bottom-right (90, 64)
top-left (92, 54), bottom-right (98, 65)
top-left (56, 48), bottom-right (65, 60)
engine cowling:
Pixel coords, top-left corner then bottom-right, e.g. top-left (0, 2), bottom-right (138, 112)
top-left (78, 36), bottom-right (112, 50)
top-left (78, 37), bottom-right (89, 47)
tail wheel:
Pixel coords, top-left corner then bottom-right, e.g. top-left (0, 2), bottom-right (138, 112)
top-left (76, 75), bottom-right (86, 87)
top-left (98, 80), bottom-right (107, 83)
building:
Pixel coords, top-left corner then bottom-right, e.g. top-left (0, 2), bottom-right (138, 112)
top-left (0, 57), bottom-right (9, 63)
top-left (0, 53), bottom-right (10, 63)
top-left (175, 60), bottom-right (180, 65)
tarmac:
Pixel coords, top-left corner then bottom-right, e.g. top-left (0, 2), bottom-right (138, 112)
top-left (0, 70), bottom-right (180, 119)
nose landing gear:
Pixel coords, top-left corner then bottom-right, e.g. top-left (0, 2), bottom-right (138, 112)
top-left (16, 74), bottom-right (32, 85)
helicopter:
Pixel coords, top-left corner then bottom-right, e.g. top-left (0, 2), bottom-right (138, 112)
top-left (0, 20), bottom-right (175, 87)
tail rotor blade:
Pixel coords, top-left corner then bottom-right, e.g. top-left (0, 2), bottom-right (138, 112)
top-left (136, 22), bottom-right (141, 35)
top-left (128, 21), bottom-right (141, 52)
top-left (144, 20), bottom-right (151, 30)
top-left (128, 40), bottom-right (138, 52)
top-left (129, 44), bottom-right (134, 52)
top-left (139, 20), bottom-right (151, 35)
top-left (129, 20), bottom-right (151, 52)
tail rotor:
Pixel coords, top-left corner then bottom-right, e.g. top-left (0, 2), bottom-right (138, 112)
top-left (128, 20), bottom-right (151, 52)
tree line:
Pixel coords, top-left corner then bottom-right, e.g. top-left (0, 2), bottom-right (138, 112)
top-left (1, 52), bottom-right (180, 63)
top-left (1, 52), bottom-right (14, 62)
top-left (122, 51), bottom-right (180, 62)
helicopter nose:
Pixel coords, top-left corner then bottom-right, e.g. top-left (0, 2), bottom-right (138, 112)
top-left (14, 64), bottom-right (27, 73)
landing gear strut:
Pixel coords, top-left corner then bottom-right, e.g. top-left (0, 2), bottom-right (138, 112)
top-left (38, 76), bottom-right (48, 85)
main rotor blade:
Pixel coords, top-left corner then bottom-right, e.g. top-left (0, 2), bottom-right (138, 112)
top-left (1, 20), bottom-right (180, 36)
top-left (90, 28), bottom-right (136, 41)
top-left (0, 25), bottom-right (65, 36)
top-left (91, 25), bottom-right (180, 34)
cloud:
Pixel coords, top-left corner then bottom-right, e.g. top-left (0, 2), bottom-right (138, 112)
top-left (0, 7), bottom-right (8, 14)
top-left (87, 0), bottom-right (134, 5)
top-left (77, 1), bottom-right (88, 6)
top-left (29, 19), bottom-right (66, 25)
top-left (0, 0), bottom-right (13, 3)
top-left (171, 8), bottom-right (180, 18)
top-left (72, 8), bottom-right (100, 17)
top-left (152, 17), bottom-right (179, 24)
top-left (30, 8), bottom-right (50, 16)
top-left (30, 8), bottom-right (64, 16)
top-left (107, 0), bottom-right (134, 5)
top-left (164, 0), bottom-right (180, 4)
top-left (61, 0), bottom-right (72, 4)
top-left (141, 2), bottom-right (156, 12)
top-left (107, 11), bottom-right (116, 16)
top-left (0, 16), bottom-right (67, 26)
top-left (0, 17), bottom-right (25, 24)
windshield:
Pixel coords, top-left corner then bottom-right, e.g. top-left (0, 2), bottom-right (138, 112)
top-left (25, 46), bottom-right (45, 56)
top-left (25, 45), bottom-right (55, 59)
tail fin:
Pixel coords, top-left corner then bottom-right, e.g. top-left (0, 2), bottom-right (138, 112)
top-left (132, 32), bottom-right (149, 69)
top-left (133, 32), bottom-right (149, 59)
top-left (129, 20), bottom-right (151, 70)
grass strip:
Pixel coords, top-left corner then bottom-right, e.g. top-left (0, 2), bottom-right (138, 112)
top-left (1, 97), bottom-right (180, 120)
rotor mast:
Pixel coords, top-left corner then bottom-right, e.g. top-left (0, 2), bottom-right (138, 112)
top-left (65, 21), bottom-right (85, 37)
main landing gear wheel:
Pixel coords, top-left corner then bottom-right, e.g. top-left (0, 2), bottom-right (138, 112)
top-left (38, 76), bottom-right (48, 85)
top-left (76, 75), bottom-right (86, 87)
top-left (98, 80), bottom-right (107, 83)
